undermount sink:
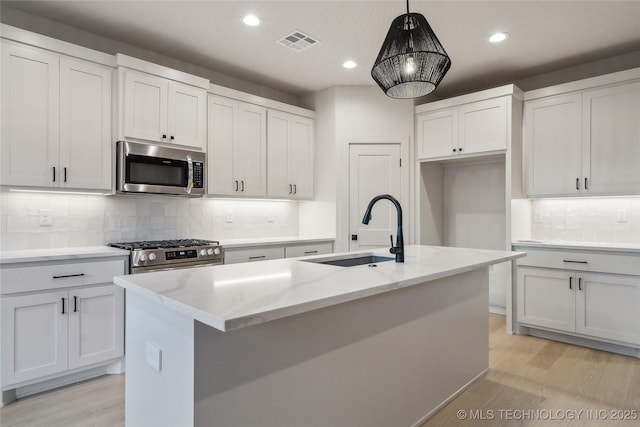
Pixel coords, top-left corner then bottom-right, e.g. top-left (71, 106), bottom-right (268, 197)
top-left (302, 253), bottom-right (394, 267)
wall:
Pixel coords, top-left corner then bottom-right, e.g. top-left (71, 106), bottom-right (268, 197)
top-left (529, 197), bottom-right (640, 244)
top-left (0, 192), bottom-right (298, 250)
top-left (301, 86), bottom-right (414, 252)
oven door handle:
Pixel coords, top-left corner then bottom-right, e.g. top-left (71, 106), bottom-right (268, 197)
top-left (186, 155), bottom-right (193, 195)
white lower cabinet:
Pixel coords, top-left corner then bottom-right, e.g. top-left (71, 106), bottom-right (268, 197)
top-left (224, 241), bottom-right (334, 265)
top-left (68, 285), bottom-right (125, 370)
top-left (1, 285), bottom-right (124, 387)
top-left (0, 257), bottom-right (126, 391)
top-left (575, 273), bottom-right (640, 345)
top-left (284, 242), bottom-right (333, 258)
top-left (224, 246), bottom-right (285, 264)
top-left (517, 267), bottom-right (575, 332)
top-left (515, 248), bottom-right (640, 348)
top-left (1, 291), bottom-right (69, 385)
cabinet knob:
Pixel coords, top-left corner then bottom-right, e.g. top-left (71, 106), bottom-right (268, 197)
top-left (162, 134), bottom-right (167, 139)
top-left (170, 135), bottom-right (175, 140)
top-left (452, 148), bottom-right (457, 152)
top-left (458, 147), bottom-right (462, 152)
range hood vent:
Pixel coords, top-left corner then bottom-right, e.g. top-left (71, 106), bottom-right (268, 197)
top-left (277, 30), bottom-right (319, 52)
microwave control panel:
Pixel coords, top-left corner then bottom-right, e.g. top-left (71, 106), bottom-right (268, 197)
top-left (193, 162), bottom-right (204, 188)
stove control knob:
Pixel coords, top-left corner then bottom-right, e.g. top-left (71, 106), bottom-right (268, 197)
top-left (207, 248), bottom-right (214, 256)
top-left (199, 249), bottom-right (207, 257)
top-left (148, 253), bottom-right (157, 261)
top-left (138, 254), bottom-right (146, 263)
top-left (214, 248), bottom-right (221, 255)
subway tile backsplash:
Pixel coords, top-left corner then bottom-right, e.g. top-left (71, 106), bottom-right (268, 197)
top-left (0, 192), bottom-right (298, 250)
top-left (530, 197), bottom-right (640, 244)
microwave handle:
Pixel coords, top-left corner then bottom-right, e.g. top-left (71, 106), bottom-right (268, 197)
top-left (186, 155), bottom-right (193, 194)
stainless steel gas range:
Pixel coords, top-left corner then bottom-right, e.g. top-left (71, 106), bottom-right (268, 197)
top-left (108, 239), bottom-right (224, 274)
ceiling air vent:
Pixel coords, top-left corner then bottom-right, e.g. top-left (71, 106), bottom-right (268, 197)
top-left (277, 30), bottom-right (320, 52)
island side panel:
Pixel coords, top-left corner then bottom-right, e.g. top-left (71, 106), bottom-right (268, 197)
top-left (194, 268), bottom-right (489, 427)
top-left (124, 292), bottom-right (195, 427)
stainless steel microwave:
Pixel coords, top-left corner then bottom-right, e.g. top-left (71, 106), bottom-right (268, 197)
top-left (116, 141), bottom-right (206, 196)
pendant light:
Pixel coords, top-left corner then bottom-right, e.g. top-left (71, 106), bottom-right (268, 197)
top-left (371, 0), bottom-right (451, 98)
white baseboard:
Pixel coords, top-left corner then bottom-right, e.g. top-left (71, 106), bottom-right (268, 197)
top-left (489, 305), bottom-right (506, 315)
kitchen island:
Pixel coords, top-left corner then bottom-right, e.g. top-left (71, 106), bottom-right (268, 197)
top-left (114, 245), bottom-right (524, 427)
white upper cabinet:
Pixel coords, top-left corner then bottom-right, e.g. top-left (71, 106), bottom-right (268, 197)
top-left (458, 97), bottom-right (508, 155)
top-left (267, 110), bottom-right (314, 199)
top-left (417, 94), bottom-right (510, 160)
top-left (123, 70), bottom-right (168, 143)
top-left (524, 71), bottom-right (640, 197)
top-left (207, 95), bottom-right (266, 197)
top-left (524, 93), bottom-right (583, 196)
top-left (1, 43), bottom-right (60, 187)
top-left (120, 66), bottom-right (207, 150)
top-left (582, 81), bottom-right (640, 195)
top-left (60, 58), bottom-right (112, 190)
top-left (416, 108), bottom-right (457, 159)
top-left (167, 81), bottom-right (207, 149)
top-left (1, 42), bottom-right (112, 191)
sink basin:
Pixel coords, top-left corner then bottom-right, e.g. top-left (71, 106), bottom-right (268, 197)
top-left (302, 253), bottom-right (395, 267)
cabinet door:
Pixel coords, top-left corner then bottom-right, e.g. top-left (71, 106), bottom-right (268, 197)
top-left (235, 102), bottom-right (267, 197)
top-left (416, 108), bottom-right (457, 160)
top-left (223, 246), bottom-right (285, 264)
top-left (516, 267), bottom-right (575, 332)
top-left (1, 43), bottom-right (60, 187)
top-left (207, 95), bottom-right (236, 195)
top-left (267, 110), bottom-right (292, 198)
top-left (1, 292), bottom-right (68, 386)
top-left (575, 273), bottom-right (640, 345)
top-left (289, 115), bottom-right (314, 199)
top-left (524, 93), bottom-right (582, 196)
top-left (167, 81), bottom-right (206, 149)
top-left (459, 97), bottom-right (508, 155)
top-left (285, 242), bottom-right (332, 258)
top-left (68, 285), bottom-right (124, 369)
top-left (123, 69), bottom-right (168, 142)
top-left (582, 81), bottom-right (640, 195)
top-left (59, 58), bottom-right (112, 190)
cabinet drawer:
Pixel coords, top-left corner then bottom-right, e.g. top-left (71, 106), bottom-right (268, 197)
top-left (1, 259), bottom-right (126, 295)
top-left (514, 247), bottom-right (640, 276)
top-left (285, 242), bottom-right (333, 258)
top-left (224, 247), bottom-right (285, 264)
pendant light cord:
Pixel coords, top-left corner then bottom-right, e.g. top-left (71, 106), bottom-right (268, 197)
top-left (406, 0), bottom-right (410, 15)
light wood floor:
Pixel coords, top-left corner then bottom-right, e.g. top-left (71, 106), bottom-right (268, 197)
top-left (2, 315), bottom-right (639, 427)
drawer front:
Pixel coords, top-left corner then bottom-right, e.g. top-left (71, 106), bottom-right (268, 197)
top-left (285, 242), bottom-right (333, 258)
top-left (514, 247), bottom-right (640, 276)
top-left (224, 247), bottom-right (285, 264)
top-left (1, 259), bottom-right (126, 295)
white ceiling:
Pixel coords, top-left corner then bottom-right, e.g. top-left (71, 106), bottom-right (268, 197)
top-left (3, 1), bottom-right (640, 98)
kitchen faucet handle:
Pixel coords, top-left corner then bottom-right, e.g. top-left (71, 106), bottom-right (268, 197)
top-left (389, 235), bottom-right (401, 254)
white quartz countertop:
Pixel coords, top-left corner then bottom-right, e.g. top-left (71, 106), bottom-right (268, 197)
top-left (0, 246), bottom-right (130, 264)
top-left (220, 236), bottom-right (334, 249)
top-left (512, 240), bottom-right (640, 254)
top-left (114, 245), bottom-right (524, 332)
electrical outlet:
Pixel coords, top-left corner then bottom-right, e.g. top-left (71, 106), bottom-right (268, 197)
top-left (534, 210), bottom-right (544, 223)
top-left (226, 211), bottom-right (233, 223)
top-left (616, 209), bottom-right (628, 223)
top-left (39, 209), bottom-right (53, 226)
top-left (145, 342), bottom-right (162, 371)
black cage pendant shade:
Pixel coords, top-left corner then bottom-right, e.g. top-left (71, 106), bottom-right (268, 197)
top-left (371, 0), bottom-right (451, 99)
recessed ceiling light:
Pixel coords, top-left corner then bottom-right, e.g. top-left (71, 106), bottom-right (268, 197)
top-left (243, 15), bottom-right (260, 26)
top-left (489, 32), bottom-right (509, 43)
top-left (343, 60), bottom-right (357, 69)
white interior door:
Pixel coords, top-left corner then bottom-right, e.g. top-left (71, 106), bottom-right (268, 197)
top-left (349, 144), bottom-right (401, 251)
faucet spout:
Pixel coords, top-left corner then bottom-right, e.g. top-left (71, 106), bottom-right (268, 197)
top-left (362, 194), bottom-right (404, 263)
